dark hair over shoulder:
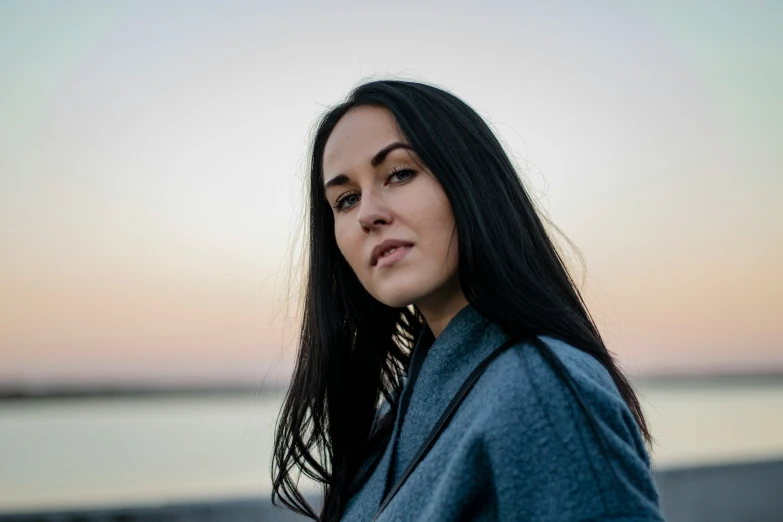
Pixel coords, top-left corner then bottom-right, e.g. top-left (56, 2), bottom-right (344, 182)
top-left (271, 79), bottom-right (652, 522)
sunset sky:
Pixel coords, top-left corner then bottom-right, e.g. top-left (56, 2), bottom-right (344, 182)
top-left (1, 1), bottom-right (781, 388)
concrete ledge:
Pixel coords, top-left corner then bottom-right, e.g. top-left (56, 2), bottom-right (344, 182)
top-left (655, 458), bottom-right (783, 522)
top-left (3, 459), bottom-right (782, 521)
top-left (0, 498), bottom-right (318, 522)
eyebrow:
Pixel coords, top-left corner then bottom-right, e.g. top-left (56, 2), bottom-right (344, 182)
top-left (323, 142), bottom-right (414, 191)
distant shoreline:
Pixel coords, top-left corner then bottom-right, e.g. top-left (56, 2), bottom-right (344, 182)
top-left (2, 370), bottom-right (783, 400)
top-left (634, 370), bottom-right (783, 389)
top-left (0, 384), bottom-right (289, 401)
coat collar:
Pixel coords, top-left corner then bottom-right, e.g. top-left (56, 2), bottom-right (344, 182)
top-left (386, 303), bottom-right (511, 488)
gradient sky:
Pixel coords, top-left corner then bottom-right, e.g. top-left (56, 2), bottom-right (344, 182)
top-left (1, 1), bottom-right (781, 387)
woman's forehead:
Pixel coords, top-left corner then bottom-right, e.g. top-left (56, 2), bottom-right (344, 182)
top-left (323, 106), bottom-right (404, 173)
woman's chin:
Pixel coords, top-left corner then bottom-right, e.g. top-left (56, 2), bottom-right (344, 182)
top-left (370, 285), bottom-right (423, 309)
top-left (375, 294), bottom-right (417, 309)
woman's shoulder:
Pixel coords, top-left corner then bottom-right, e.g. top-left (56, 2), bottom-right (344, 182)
top-left (463, 335), bottom-right (661, 519)
top-left (476, 334), bottom-right (622, 406)
top-left (468, 334), bottom-right (646, 458)
top-left (520, 334), bottom-right (626, 408)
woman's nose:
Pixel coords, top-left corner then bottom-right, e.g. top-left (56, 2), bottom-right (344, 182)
top-left (357, 189), bottom-right (393, 231)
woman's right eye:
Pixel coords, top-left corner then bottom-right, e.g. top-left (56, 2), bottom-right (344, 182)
top-left (334, 192), bottom-right (360, 212)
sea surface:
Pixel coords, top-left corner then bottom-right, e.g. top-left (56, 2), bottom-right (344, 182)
top-left (1, 383), bottom-right (783, 514)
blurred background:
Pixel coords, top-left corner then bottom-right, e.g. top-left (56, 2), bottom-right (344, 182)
top-left (1, 0), bottom-right (781, 520)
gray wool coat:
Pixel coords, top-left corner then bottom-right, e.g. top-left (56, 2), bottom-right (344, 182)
top-left (339, 305), bottom-right (665, 521)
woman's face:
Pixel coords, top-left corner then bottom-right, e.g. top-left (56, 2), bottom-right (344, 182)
top-left (322, 105), bottom-right (462, 312)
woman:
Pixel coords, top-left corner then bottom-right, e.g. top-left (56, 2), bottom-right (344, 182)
top-left (272, 80), bottom-right (664, 521)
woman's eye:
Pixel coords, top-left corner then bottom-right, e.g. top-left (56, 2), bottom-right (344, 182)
top-left (332, 170), bottom-right (415, 212)
top-left (336, 193), bottom-right (359, 211)
top-left (389, 169), bottom-right (415, 182)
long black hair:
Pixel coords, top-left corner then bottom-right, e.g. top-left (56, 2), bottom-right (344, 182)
top-left (271, 79), bottom-right (652, 522)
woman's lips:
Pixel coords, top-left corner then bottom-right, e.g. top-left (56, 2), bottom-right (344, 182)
top-left (375, 245), bottom-right (412, 268)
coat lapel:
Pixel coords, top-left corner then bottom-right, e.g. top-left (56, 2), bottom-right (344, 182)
top-left (386, 305), bottom-right (511, 488)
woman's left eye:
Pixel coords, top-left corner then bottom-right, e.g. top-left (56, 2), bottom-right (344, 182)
top-left (388, 168), bottom-right (416, 183)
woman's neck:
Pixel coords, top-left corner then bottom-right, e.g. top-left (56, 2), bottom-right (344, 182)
top-left (416, 280), bottom-right (469, 338)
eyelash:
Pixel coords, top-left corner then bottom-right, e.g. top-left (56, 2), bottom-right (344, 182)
top-left (332, 167), bottom-right (417, 212)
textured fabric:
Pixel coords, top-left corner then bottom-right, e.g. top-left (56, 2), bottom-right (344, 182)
top-left (340, 305), bottom-right (665, 521)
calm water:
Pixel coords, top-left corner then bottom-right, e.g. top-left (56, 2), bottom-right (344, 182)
top-left (1, 385), bottom-right (783, 514)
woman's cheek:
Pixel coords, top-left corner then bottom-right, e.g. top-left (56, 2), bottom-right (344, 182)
top-left (335, 226), bottom-right (361, 272)
top-left (334, 226), bottom-right (349, 263)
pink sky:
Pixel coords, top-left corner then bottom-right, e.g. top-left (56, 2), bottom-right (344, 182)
top-left (1, 2), bottom-right (781, 387)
